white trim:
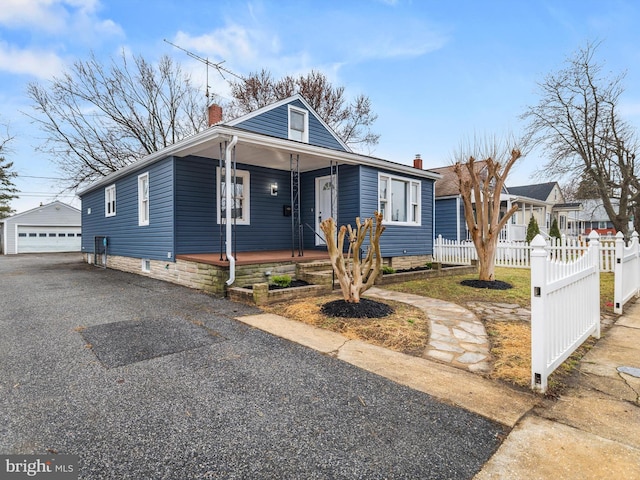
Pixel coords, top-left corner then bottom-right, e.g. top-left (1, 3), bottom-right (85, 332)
top-left (78, 125), bottom-right (441, 196)
top-left (216, 167), bottom-right (250, 226)
top-left (315, 175), bottom-right (338, 246)
top-left (105, 184), bottom-right (116, 217)
top-left (138, 172), bottom-right (149, 226)
top-left (226, 94), bottom-right (351, 152)
top-left (288, 105), bottom-right (309, 143)
top-left (378, 172), bottom-right (421, 226)
top-left (141, 258), bottom-right (151, 272)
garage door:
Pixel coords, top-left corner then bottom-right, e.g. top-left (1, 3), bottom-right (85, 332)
top-left (17, 226), bottom-right (82, 253)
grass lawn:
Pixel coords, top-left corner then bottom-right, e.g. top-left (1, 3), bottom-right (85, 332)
top-left (263, 267), bottom-right (616, 395)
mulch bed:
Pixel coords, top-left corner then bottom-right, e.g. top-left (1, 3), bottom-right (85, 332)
top-left (393, 266), bottom-right (432, 273)
top-left (460, 279), bottom-right (513, 290)
top-left (321, 298), bottom-right (394, 318)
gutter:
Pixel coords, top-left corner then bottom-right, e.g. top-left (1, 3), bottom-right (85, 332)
top-left (225, 135), bottom-right (238, 286)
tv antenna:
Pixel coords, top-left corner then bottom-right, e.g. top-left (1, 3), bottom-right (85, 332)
top-left (164, 39), bottom-right (245, 99)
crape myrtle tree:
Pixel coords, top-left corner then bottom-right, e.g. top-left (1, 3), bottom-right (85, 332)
top-left (522, 41), bottom-right (640, 236)
top-left (319, 212), bottom-right (385, 303)
top-left (453, 137), bottom-right (522, 281)
top-left (228, 69), bottom-right (380, 152)
top-left (0, 131), bottom-right (18, 219)
top-left (26, 51), bottom-right (210, 191)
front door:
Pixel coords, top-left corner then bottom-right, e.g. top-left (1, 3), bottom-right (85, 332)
top-left (315, 175), bottom-right (337, 245)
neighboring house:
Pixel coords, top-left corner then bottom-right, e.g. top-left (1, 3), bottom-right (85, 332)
top-left (431, 166), bottom-right (581, 241)
top-left (572, 198), bottom-right (618, 238)
top-left (0, 201), bottom-right (81, 254)
top-left (78, 94), bottom-right (440, 294)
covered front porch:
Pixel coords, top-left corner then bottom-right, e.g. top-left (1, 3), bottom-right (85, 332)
top-left (176, 249), bottom-right (330, 267)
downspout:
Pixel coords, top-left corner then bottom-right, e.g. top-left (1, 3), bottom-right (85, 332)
top-left (225, 135), bottom-right (238, 286)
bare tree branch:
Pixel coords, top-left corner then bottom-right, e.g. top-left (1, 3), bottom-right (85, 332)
top-left (228, 69), bottom-right (379, 152)
top-left (522, 41), bottom-right (638, 235)
top-left (26, 51), bottom-right (210, 192)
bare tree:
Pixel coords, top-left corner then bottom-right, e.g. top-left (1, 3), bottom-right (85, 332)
top-left (0, 130), bottom-right (18, 218)
top-left (319, 212), bottom-right (385, 303)
top-left (229, 69), bottom-right (379, 151)
top-left (522, 42), bottom-right (640, 236)
top-left (26, 51), bottom-right (210, 191)
top-left (453, 138), bottom-right (522, 281)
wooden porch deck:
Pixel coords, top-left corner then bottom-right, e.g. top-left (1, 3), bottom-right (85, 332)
top-left (176, 249), bottom-right (330, 267)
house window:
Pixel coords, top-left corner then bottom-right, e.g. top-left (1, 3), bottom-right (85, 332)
top-left (105, 184), bottom-right (116, 217)
top-left (378, 173), bottom-right (421, 225)
top-left (217, 168), bottom-right (250, 225)
top-left (598, 221), bottom-right (607, 229)
top-left (288, 106), bottom-right (308, 143)
top-left (142, 258), bottom-right (151, 273)
top-left (138, 172), bottom-right (149, 226)
top-left (18, 233), bottom-right (26, 237)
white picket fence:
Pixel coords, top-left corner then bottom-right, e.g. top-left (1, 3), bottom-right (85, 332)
top-left (433, 234), bottom-right (616, 272)
top-left (530, 232), bottom-right (601, 393)
top-left (614, 231), bottom-right (640, 314)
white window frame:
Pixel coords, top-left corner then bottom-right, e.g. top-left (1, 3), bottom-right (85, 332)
top-left (105, 184), bottom-right (116, 217)
top-left (378, 173), bottom-right (421, 226)
top-left (138, 172), bottom-right (149, 226)
top-left (217, 167), bottom-right (250, 225)
top-left (141, 258), bottom-right (151, 273)
top-left (288, 105), bottom-right (309, 143)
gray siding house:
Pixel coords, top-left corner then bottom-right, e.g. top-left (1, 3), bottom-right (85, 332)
top-left (78, 95), bottom-right (440, 293)
top-left (1, 201), bottom-right (81, 254)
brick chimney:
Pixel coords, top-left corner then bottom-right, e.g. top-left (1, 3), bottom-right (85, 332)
top-left (413, 154), bottom-right (423, 170)
top-left (208, 104), bottom-right (223, 126)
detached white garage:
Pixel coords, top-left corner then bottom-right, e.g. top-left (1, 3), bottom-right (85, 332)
top-left (1, 201), bottom-right (81, 255)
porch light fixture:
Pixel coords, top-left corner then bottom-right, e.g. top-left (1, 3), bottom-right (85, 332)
top-left (270, 183), bottom-right (278, 196)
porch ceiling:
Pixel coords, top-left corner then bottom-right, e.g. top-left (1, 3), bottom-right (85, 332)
top-left (177, 139), bottom-right (333, 172)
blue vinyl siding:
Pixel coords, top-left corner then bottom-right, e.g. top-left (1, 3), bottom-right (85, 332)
top-left (81, 157), bottom-right (175, 261)
top-left (176, 158), bottom-right (296, 253)
top-left (300, 165), bottom-right (361, 250)
top-left (359, 166), bottom-right (434, 257)
top-left (234, 99), bottom-right (347, 151)
top-left (175, 156), bottom-right (217, 254)
top-left (435, 197), bottom-right (463, 241)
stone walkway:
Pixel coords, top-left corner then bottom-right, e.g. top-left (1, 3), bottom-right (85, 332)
top-left (366, 287), bottom-right (495, 373)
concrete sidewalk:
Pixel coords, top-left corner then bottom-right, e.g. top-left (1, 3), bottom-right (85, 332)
top-left (237, 297), bottom-right (640, 479)
top-left (477, 301), bottom-right (640, 479)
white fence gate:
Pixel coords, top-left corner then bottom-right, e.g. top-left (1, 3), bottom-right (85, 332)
top-left (614, 231), bottom-right (640, 314)
top-left (530, 232), bottom-right (601, 393)
top-left (433, 235), bottom-right (616, 272)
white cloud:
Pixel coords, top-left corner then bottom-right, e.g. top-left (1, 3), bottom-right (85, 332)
top-left (0, 0), bottom-right (122, 38)
top-left (0, 42), bottom-right (66, 79)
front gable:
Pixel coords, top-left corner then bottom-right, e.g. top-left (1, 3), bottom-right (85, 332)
top-left (226, 95), bottom-right (350, 152)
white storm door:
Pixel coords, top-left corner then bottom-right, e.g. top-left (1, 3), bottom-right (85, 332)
top-left (315, 175), bottom-right (337, 246)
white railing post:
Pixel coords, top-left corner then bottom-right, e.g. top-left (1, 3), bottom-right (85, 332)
top-left (588, 230), bottom-right (601, 339)
top-left (614, 231), bottom-right (625, 314)
top-left (530, 234), bottom-right (549, 392)
top-left (633, 232), bottom-right (640, 300)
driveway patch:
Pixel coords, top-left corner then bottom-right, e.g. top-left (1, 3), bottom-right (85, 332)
top-left (80, 317), bottom-right (225, 368)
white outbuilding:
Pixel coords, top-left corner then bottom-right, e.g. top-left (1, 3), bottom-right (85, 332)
top-left (0, 201), bottom-right (81, 255)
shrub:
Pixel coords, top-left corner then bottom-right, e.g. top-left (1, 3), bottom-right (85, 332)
top-left (526, 216), bottom-right (540, 244)
top-left (271, 274), bottom-right (292, 288)
top-left (549, 218), bottom-right (561, 240)
top-left (381, 266), bottom-right (396, 274)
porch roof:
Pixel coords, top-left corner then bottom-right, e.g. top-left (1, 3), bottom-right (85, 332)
top-left (79, 124), bottom-right (441, 196)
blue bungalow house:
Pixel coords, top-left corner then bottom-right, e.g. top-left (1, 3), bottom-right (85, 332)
top-left (78, 95), bottom-right (440, 294)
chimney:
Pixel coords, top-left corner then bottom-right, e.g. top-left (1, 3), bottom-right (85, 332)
top-left (413, 154), bottom-right (423, 170)
top-left (208, 104), bottom-right (223, 126)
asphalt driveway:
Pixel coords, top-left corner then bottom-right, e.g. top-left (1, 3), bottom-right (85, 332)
top-left (0, 253), bottom-right (505, 479)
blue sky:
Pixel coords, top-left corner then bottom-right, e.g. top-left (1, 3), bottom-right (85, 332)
top-left (3, 0), bottom-right (640, 213)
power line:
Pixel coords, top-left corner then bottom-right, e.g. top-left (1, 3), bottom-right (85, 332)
top-left (18, 175), bottom-right (67, 180)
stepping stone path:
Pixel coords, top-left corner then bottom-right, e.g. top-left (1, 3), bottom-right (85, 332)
top-left (366, 287), bottom-right (492, 373)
